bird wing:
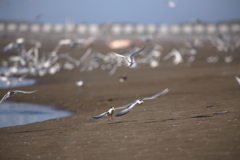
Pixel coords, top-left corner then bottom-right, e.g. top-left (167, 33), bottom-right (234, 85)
top-left (115, 101), bottom-right (138, 117)
top-left (92, 112), bottom-right (108, 119)
top-left (115, 101), bottom-right (136, 110)
top-left (0, 93), bottom-right (10, 104)
top-left (236, 76), bottom-right (240, 85)
top-left (18, 74), bottom-right (28, 81)
top-left (142, 88), bottom-right (169, 101)
top-left (129, 47), bottom-right (145, 62)
top-left (13, 90), bottom-right (37, 94)
top-left (114, 53), bottom-right (126, 58)
top-left (114, 53), bottom-right (130, 63)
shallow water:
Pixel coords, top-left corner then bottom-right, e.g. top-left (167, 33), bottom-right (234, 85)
top-left (0, 78), bottom-right (36, 89)
top-left (0, 66), bottom-right (36, 88)
top-left (0, 101), bottom-right (73, 128)
top-left (0, 66), bottom-right (29, 75)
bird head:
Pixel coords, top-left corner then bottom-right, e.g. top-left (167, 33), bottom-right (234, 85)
top-left (110, 106), bottom-right (116, 110)
top-left (8, 91), bottom-right (14, 95)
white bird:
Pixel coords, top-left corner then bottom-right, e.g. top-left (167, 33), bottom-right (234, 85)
top-left (0, 74), bottom-right (12, 87)
top-left (206, 56), bottom-right (219, 63)
top-left (18, 73), bottom-right (28, 82)
top-left (0, 90), bottom-right (37, 104)
top-left (116, 88), bottom-right (169, 117)
top-left (114, 47), bottom-right (145, 66)
top-left (16, 38), bottom-right (24, 44)
top-left (163, 49), bottom-right (183, 65)
top-left (92, 107), bottom-right (116, 121)
top-left (3, 42), bottom-right (14, 52)
top-left (235, 76), bottom-right (240, 85)
top-left (224, 56), bottom-right (233, 63)
top-left (0, 75), bottom-right (8, 82)
top-left (168, 0), bottom-right (176, 8)
top-left (76, 80), bottom-right (84, 86)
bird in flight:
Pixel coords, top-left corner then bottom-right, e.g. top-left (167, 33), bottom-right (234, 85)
top-left (92, 106), bottom-right (117, 121)
top-left (116, 88), bottom-right (169, 117)
top-left (92, 88), bottom-right (169, 121)
top-left (114, 47), bottom-right (145, 66)
top-left (0, 90), bottom-right (37, 104)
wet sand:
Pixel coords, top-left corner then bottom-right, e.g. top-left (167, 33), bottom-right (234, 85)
top-left (0, 43), bottom-right (240, 160)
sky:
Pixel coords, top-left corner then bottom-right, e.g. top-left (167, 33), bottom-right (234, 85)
top-left (0, 0), bottom-right (240, 24)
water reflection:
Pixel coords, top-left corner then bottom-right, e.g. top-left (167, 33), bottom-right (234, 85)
top-left (0, 78), bottom-right (36, 89)
top-left (0, 67), bottom-right (36, 88)
top-left (0, 67), bottom-right (29, 75)
top-left (0, 101), bottom-right (73, 128)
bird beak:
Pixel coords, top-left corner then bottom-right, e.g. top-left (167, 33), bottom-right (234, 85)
top-left (113, 108), bottom-right (116, 110)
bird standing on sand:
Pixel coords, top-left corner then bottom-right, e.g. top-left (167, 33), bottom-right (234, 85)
top-left (116, 88), bottom-right (169, 117)
top-left (0, 90), bottom-right (37, 104)
top-left (114, 47), bottom-right (145, 66)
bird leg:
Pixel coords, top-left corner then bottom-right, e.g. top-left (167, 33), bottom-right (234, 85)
top-left (107, 115), bottom-right (113, 121)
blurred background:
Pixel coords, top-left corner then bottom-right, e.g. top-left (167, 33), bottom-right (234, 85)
top-left (0, 0), bottom-right (240, 127)
top-left (0, 0), bottom-right (240, 41)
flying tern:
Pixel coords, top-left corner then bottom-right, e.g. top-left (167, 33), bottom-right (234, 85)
top-left (114, 47), bottom-right (145, 66)
top-left (0, 90), bottom-right (37, 104)
top-left (92, 107), bottom-right (117, 121)
top-left (116, 88), bottom-right (169, 117)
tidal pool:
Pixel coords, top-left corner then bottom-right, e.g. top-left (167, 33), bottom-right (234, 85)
top-left (0, 101), bottom-right (73, 128)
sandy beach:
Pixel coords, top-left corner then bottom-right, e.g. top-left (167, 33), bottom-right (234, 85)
top-left (0, 42), bottom-right (240, 160)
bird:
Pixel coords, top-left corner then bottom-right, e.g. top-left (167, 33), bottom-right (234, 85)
top-left (0, 90), bottom-right (37, 104)
top-left (114, 47), bottom-right (145, 66)
top-left (116, 88), bottom-right (169, 117)
top-left (76, 80), bottom-right (84, 86)
top-left (3, 42), bottom-right (14, 52)
top-left (235, 76), bottom-right (240, 85)
top-left (119, 74), bottom-right (128, 82)
top-left (18, 74), bottom-right (28, 82)
top-left (162, 49), bottom-right (183, 65)
top-left (167, 0), bottom-right (176, 8)
top-left (92, 107), bottom-right (116, 121)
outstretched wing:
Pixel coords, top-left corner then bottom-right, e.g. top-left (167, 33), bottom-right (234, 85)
top-left (0, 93), bottom-right (10, 104)
top-left (115, 101), bottom-right (136, 110)
top-left (116, 101), bottom-right (138, 117)
top-left (142, 88), bottom-right (169, 101)
top-left (92, 112), bottom-right (108, 119)
top-left (114, 53), bottom-right (130, 63)
top-left (129, 47), bottom-right (145, 62)
top-left (13, 90), bottom-right (37, 94)
top-left (114, 53), bottom-right (125, 58)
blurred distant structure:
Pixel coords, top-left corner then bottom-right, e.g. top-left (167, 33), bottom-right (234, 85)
top-left (0, 20), bottom-right (240, 40)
